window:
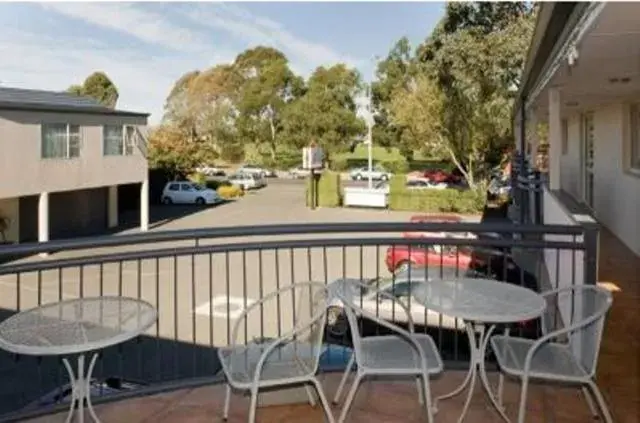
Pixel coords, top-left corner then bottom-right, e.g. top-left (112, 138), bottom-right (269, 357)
top-left (168, 184), bottom-right (180, 191)
top-left (41, 123), bottom-right (81, 159)
top-left (103, 125), bottom-right (136, 156)
top-left (180, 183), bottom-right (194, 191)
top-left (630, 105), bottom-right (640, 171)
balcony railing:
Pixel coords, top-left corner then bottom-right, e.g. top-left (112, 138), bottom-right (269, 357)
top-left (0, 220), bottom-right (597, 421)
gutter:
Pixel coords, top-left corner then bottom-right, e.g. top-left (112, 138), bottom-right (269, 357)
top-left (0, 102), bottom-right (150, 118)
top-left (523, 2), bottom-right (605, 111)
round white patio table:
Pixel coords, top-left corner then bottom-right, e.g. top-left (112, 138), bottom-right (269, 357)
top-left (412, 278), bottom-right (546, 423)
top-left (0, 296), bottom-right (157, 423)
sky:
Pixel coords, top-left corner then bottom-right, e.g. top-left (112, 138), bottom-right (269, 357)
top-left (0, 1), bottom-right (444, 124)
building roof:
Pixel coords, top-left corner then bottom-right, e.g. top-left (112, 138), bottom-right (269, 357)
top-left (0, 86), bottom-right (149, 118)
top-left (513, 2), bottom-right (585, 117)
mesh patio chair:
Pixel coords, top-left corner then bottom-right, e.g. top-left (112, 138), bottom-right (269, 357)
top-left (217, 282), bottom-right (335, 423)
top-left (490, 285), bottom-right (614, 423)
top-left (331, 279), bottom-right (443, 423)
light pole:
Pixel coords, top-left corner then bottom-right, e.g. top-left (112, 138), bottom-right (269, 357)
top-left (366, 56), bottom-right (378, 190)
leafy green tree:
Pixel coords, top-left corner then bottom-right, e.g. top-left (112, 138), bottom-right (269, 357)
top-left (404, 1), bottom-right (535, 186)
top-left (67, 71), bottom-right (119, 108)
top-left (371, 37), bottom-right (418, 159)
top-left (280, 64), bottom-right (366, 166)
top-left (232, 46), bottom-right (304, 163)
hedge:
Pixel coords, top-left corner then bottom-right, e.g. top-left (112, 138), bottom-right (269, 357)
top-left (388, 174), bottom-right (485, 214)
top-left (305, 171), bottom-right (342, 208)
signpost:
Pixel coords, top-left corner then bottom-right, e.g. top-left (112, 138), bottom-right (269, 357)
top-left (302, 143), bottom-right (324, 210)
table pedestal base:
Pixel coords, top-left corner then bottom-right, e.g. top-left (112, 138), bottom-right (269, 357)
top-left (62, 353), bottom-right (100, 423)
top-left (434, 323), bottom-right (510, 423)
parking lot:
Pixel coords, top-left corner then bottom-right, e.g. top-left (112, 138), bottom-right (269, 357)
top-left (0, 181), bottom-right (479, 349)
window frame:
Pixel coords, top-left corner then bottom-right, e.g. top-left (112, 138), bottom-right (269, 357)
top-left (41, 123), bottom-right (81, 159)
top-left (628, 104), bottom-right (640, 174)
top-left (103, 124), bottom-right (136, 156)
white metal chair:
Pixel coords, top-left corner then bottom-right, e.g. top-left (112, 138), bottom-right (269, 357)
top-left (491, 285), bottom-right (614, 423)
top-left (217, 282), bottom-right (335, 423)
top-left (331, 279), bottom-right (443, 423)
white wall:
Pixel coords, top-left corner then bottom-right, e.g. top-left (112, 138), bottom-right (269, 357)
top-left (560, 103), bottom-right (640, 256)
top-left (543, 188), bottom-right (585, 328)
top-left (0, 198), bottom-right (19, 243)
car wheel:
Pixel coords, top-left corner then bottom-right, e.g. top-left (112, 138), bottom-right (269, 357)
top-left (380, 174), bottom-right (388, 181)
top-left (394, 261), bottom-right (413, 274)
top-left (355, 174), bottom-right (363, 181)
top-left (162, 197), bottom-right (172, 205)
top-left (195, 197), bottom-right (205, 205)
top-left (326, 306), bottom-right (348, 337)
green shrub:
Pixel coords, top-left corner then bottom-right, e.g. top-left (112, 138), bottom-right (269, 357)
top-left (217, 185), bottom-right (244, 199)
top-left (380, 157), bottom-right (409, 174)
top-left (388, 174), bottom-right (485, 213)
top-left (306, 171), bottom-right (342, 208)
top-left (330, 156), bottom-right (349, 172)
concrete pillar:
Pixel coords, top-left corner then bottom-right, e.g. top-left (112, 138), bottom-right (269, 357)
top-left (548, 88), bottom-right (562, 189)
top-left (38, 192), bottom-right (49, 256)
top-left (108, 186), bottom-right (118, 228)
top-left (140, 179), bottom-right (149, 232)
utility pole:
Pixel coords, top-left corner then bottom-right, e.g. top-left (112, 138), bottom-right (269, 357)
top-left (366, 56), bottom-right (378, 190)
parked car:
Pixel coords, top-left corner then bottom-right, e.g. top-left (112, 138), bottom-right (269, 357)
top-left (403, 214), bottom-right (470, 239)
top-left (406, 178), bottom-right (448, 190)
top-left (326, 266), bottom-right (484, 337)
top-left (288, 166), bottom-right (311, 179)
top-left (423, 168), bottom-right (464, 185)
top-left (237, 164), bottom-right (275, 178)
top-left (385, 226), bottom-right (516, 276)
top-left (227, 173), bottom-right (267, 190)
top-left (349, 167), bottom-right (392, 181)
top-left (161, 181), bottom-right (223, 205)
top-left (196, 165), bottom-right (226, 177)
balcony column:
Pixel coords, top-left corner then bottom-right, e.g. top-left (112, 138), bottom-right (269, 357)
top-left (140, 179), bottom-right (149, 232)
top-left (548, 87), bottom-right (562, 190)
top-left (38, 192), bottom-right (49, 257)
top-left (107, 186), bottom-right (118, 228)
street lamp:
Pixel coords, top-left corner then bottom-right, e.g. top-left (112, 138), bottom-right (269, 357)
top-left (366, 56), bottom-right (379, 190)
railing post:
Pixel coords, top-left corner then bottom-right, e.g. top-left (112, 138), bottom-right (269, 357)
top-left (532, 170), bottom-right (543, 225)
top-left (582, 222), bottom-right (600, 286)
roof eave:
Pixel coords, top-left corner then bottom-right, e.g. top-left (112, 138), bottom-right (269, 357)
top-left (0, 102), bottom-right (150, 119)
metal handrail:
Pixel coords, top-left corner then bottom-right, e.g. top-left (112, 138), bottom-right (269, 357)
top-left (0, 221), bottom-right (586, 258)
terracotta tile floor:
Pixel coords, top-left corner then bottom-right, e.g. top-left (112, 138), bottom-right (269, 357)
top-left (25, 370), bottom-right (608, 423)
top-left (23, 229), bottom-right (639, 423)
top-left (594, 229), bottom-right (640, 423)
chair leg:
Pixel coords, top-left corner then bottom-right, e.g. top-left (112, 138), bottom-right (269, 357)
top-left (517, 375), bottom-right (530, 423)
top-left (581, 386), bottom-right (599, 418)
top-left (416, 376), bottom-right (424, 405)
top-left (337, 373), bottom-right (362, 423)
top-left (333, 354), bottom-right (355, 404)
top-left (248, 386), bottom-right (259, 423)
top-left (587, 381), bottom-right (614, 423)
top-left (421, 372), bottom-right (435, 423)
top-left (223, 384), bottom-right (232, 421)
top-left (497, 327), bottom-right (511, 409)
top-left (310, 378), bottom-right (337, 423)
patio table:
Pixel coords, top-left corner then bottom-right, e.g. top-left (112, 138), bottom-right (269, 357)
top-left (412, 278), bottom-right (546, 423)
top-left (0, 296), bottom-right (157, 423)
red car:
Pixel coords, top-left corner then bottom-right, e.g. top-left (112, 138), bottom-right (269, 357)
top-left (388, 214), bottom-right (476, 273)
top-left (422, 169), bottom-right (464, 185)
top-left (385, 242), bottom-right (474, 273)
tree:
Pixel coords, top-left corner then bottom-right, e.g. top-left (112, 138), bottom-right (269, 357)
top-left (232, 46), bottom-right (304, 163)
top-left (405, 2), bottom-right (535, 186)
top-left (67, 71), bottom-right (119, 108)
top-left (280, 64), bottom-right (366, 165)
top-left (147, 125), bottom-right (210, 178)
top-left (371, 37), bottom-right (418, 159)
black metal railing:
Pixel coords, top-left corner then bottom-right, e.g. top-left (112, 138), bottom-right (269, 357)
top-left (0, 220), bottom-right (597, 421)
